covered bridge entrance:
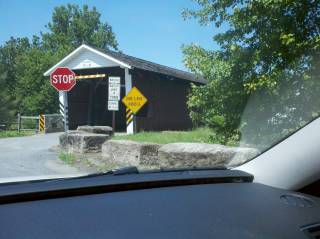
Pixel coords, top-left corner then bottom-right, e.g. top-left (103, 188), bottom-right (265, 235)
top-left (44, 44), bottom-right (205, 134)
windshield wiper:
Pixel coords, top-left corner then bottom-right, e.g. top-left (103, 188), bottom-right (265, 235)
top-left (81, 165), bottom-right (227, 178)
top-left (109, 166), bottom-right (139, 175)
top-left (144, 165), bottom-right (227, 173)
top-left (103, 165), bottom-right (227, 176)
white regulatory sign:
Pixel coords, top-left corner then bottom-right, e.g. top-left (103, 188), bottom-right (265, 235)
top-left (108, 100), bottom-right (119, 111)
top-left (108, 77), bottom-right (121, 101)
top-left (108, 76), bottom-right (121, 84)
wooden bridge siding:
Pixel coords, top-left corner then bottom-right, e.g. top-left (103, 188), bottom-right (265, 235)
top-left (132, 69), bottom-right (193, 132)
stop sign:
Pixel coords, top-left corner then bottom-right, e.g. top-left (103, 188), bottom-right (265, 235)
top-left (50, 67), bottom-right (76, 91)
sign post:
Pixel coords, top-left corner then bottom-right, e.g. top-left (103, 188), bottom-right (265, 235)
top-left (108, 77), bottom-right (121, 132)
top-left (50, 67), bottom-right (76, 132)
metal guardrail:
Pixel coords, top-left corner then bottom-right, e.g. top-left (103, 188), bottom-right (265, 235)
top-left (0, 122), bottom-right (18, 131)
top-left (17, 114), bottom-right (40, 133)
top-left (0, 113), bottom-right (63, 134)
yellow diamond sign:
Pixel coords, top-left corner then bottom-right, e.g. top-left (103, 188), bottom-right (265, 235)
top-left (122, 86), bottom-right (148, 114)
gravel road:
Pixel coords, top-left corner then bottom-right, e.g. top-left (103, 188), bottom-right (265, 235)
top-left (0, 133), bottom-right (87, 182)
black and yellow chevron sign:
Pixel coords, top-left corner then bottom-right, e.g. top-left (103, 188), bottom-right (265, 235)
top-left (39, 114), bottom-right (45, 133)
top-left (126, 108), bottom-right (134, 126)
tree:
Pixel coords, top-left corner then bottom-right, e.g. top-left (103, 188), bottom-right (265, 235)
top-left (183, 0), bottom-right (320, 147)
top-left (41, 4), bottom-right (118, 52)
top-left (0, 70), bottom-right (18, 123)
top-left (0, 37), bottom-right (31, 122)
top-left (14, 43), bottom-right (60, 115)
top-left (0, 4), bottom-right (119, 120)
top-left (183, 45), bottom-right (249, 142)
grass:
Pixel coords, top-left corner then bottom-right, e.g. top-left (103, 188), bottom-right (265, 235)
top-left (113, 127), bottom-right (214, 144)
top-left (0, 130), bottom-right (35, 138)
top-left (59, 152), bottom-right (76, 165)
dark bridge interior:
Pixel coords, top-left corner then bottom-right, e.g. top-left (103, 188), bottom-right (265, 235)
top-left (67, 67), bottom-right (126, 132)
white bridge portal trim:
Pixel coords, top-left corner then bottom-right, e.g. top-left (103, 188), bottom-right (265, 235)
top-left (44, 44), bottom-right (131, 76)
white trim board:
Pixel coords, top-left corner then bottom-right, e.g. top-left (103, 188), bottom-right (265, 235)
top-left (44, 44), bottom-right (131, 76)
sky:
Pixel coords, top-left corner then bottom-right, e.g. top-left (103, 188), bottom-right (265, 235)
top-left (0, 0), bottom-right (225, 70)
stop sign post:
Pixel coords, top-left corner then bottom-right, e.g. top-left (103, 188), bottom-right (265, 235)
top-left (50, 67), bottom-right (76, 133)
top-left (50, 67), bottom-right (76, 92)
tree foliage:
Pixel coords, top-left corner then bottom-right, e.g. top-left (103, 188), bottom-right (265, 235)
top-left (183, 0), bottom-right (320, 147)
top-left (0, 37), bottom-right (30, 121)
top-left (0, 4), bottom-right (118, 122)
top-left (42, 4), bottom-right (118, 52)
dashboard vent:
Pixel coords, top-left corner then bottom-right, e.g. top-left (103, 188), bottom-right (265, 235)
top-left (280, 194), bottom-right (315, 208)
top-left (302, 223), bottom-right (320, 239)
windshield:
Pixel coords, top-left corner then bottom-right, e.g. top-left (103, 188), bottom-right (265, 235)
top-left (0, 1), bottom-right (319, 181)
